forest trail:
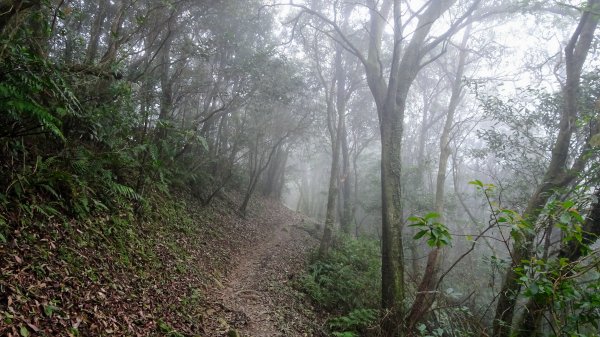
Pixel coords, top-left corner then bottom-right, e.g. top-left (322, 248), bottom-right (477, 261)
top-left (205, 202), bottom-right (323, 337)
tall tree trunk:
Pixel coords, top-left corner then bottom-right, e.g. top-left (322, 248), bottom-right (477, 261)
top-left (340, 113), bottom-right (353, 234)
top-left (240, 135), bottom-right (261, 215)
top-left (98, 0), bottom-right (126, 66)
top-left (379, 99), bottom-right (405, 336)
top-left (297, 0), bottom-right (470, 334)
top-left (406, 25), bottom-right (471, 332)
top-left (85, 0), bottom-right (108, 64)
top-left (319, 43), bottom-right (345, 257)
top-left (493, 2), bottom-right (600, 336)
top-left (262, 147), bottom-right (288, 199)
top-left (240, 134), bottom-right (289, 215)
top-left (155, 31), bottom-right (173, 142)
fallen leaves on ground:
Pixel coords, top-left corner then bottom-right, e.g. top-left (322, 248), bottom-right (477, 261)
top-left (0, 190), bottom-right (320, 336)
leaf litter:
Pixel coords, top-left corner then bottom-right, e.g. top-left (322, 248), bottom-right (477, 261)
top-left (0, 191), bottom-right (323, 336)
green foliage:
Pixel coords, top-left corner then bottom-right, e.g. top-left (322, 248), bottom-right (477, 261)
top-left (298, 237), bottom-right (380, 336)
top-left (467, 179), bottom-right (495, 192)
top-left (473, 72), bottom-right (600, 208)
top-left (328, 308), bottom-right (378, 337)
top-left (470, 180), bottom-right (535, 241)
top-left (416, 324), bottom-right (446, 337)
top-left (157, 319), bottom-right (185, 337)
top-left (408, 212), bottom-right (452, 247)
top-left (299, 237), bottom-right (381, 311)
top-left (0, 44), bottom-right (79, 141)
top-left (0, 36), bottom-right (151, 229)
top-left (513, 197), bottom-right (600, 335)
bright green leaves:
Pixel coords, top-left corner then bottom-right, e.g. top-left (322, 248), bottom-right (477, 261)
top-left (43, 304), bottom-right (59, 318)
top-left (408, 212), bottom-right (452, 248)
top-left (516, 258), bottom-right (556, 302)
top-left (300, 237), bottom-right (380, 337)
top-left (498, 208), bottom-right (533, 241)
top-left (468, 179), bottom-right (495, 192)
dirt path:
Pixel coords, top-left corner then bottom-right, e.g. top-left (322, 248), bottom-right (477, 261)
top-left (220, 223), bottom-right (293, 336)
top-left (205, 204), bottom-right (322, 337)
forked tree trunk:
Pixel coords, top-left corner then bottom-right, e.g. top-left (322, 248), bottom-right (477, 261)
top-left (299, 0), bottom-right (475, 334)
top-left (493, 2), bottom-right (600, 336)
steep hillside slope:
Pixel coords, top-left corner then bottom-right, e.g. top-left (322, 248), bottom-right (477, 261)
top-left (0, 191), bottom-right (319, 336)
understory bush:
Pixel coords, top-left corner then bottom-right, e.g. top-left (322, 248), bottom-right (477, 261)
top-left (299, 236), bottom-right (381, 336)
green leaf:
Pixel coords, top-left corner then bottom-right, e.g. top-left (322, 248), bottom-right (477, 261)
top-left (413, 230), bottom-right (428, 240)
top-left (570, 211), bottom-right (584, 224)
top-left (559, 212), bottom-right (571, 224)
top-left (468, 180), bottom-right (483, 187)
top-left (407, 216), bottom-right (421, 222)
top-left (44, 304), bottom-right (58, 317)
top-left (424, 212), bottom-right (440, 220)
top-left (157, 319), bottom-right (171, 333)
top-left (20, 326), bottom-right (30, 337)
top-left (529, 283), bottom-right (539, 295)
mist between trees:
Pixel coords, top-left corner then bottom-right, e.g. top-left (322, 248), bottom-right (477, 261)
top-left (1, 0), bottom-right (600, 336)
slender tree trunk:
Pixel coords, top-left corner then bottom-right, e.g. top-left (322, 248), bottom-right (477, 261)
top-left (340, 114), bottom-right (352, 234)
top-left (379, 101), bottom-right (405, 336)
top-left (319, 133), bottom-right (341, 256)
top-left (319, 43), bottom-right (345, 257)
top-left (155, 31), bottom-right (173, 142)
top-left (406, 26), bottom-right (471, 331)
top-left (240, 133), bottom-right (289, 215)
top-left (240, 174), bottom-right (259, 215)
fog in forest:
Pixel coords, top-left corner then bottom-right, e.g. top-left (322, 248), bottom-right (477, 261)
top-left (1, 0), bottom-right (600, 336)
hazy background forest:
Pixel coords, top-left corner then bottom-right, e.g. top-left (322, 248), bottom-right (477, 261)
top-left (1, 0), bottom-right (600, 336)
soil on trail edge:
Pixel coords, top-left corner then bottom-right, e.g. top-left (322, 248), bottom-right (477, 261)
top-left (205, 200), bottom-right (323, 337)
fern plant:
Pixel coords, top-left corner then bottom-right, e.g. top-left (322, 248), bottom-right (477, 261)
top-left (329, 309), bottom-right (378, 337)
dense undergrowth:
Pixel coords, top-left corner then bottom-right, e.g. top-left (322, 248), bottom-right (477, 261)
top-left (0, 7), bottom-right (273, 335)
top-left (298, 236), bottom-right (381, 337)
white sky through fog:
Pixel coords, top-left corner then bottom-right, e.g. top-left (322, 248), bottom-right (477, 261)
top-left (267, 0), bottom-right (586, 99)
